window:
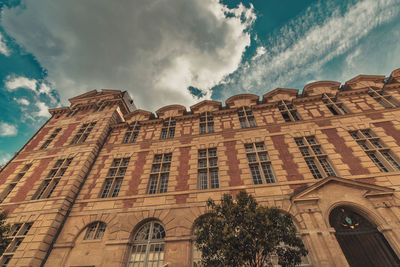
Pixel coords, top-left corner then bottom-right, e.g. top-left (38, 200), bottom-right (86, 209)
top-left (198, 148), bottom-right (219, 189)
top-left (83, 222), bottom-right (106, 240)
top-left (70, 122), bottom-right (96, 145)
top-left (33, 158), bottom-right (72, 199)
top-left (368, 87), bottom-right (400, 108)
top-left (128, 221), bottom-right (165, 267)
top-left (0, 164), bottom-right (32, 203)
top-left (94, 101), bottom-right (107, 112)
top-left (295, 136), bottom-right (336, 179)
top-left (349, 129), bottom-right (400, 172)
top-left (238, 106), bottom-right (257, 128)
top-left (199, 112), bottom-right (214, 134)
top-left (40, 128), bottom-right (61, 150)
top-left (0, 222), bottom-right (33, 266)
top-left (160, 117), bottom-right (176, 139)
top-left (148, 154), bottom-right (172, 194)
top-left (99, 158), bottom-right (130, 198)
top-left (123, 121), bottom-right (141, 143)
top-left (245, 142), bottom-right (275, 184)
top-left (66, 107), bottom-right (79, 117)
top-left (322, 93), bottom-right (349, 115)
top-left (278, 101), bottom-right (301, 122)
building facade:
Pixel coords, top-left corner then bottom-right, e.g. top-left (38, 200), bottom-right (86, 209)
top-left (1, 68), bottom-right (400, 266)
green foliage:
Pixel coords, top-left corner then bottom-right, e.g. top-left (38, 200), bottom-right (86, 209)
top-left (0, 210), bottom-right (10, 256)
top-left (193, 191), bottom-right (307, 267)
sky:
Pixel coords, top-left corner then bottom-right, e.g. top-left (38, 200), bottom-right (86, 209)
top-left (0, 0), bottom-right (399, 164)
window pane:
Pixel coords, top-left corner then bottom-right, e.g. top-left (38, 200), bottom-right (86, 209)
top-left (250, 164), bottom-right (263, 184)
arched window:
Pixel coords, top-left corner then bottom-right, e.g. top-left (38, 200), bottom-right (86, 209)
top-left (128, 221), bottom-right (166, 267)
top-left (83, 221), bottom-right (106, 240)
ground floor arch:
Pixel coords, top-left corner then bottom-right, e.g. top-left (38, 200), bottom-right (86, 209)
top-left (329, 206), bottom-right (400, 267)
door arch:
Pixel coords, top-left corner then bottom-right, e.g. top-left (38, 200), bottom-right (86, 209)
top-left (329, 206), bottom-right (400, 267)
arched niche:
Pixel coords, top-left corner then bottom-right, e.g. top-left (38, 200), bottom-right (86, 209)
top-left (63, 221), bottom-right (108, 267)
top-left (329, 206), bottom-right (400, 267)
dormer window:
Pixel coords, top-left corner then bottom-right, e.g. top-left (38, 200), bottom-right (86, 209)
top-left (278, 101), bottom-right (301, 122)
top-left (160, 117), bottom-right (176, 139)
top-left (238, 107), bottom-right (256, 128)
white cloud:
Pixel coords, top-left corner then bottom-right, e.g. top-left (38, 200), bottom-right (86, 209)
top-left (0, 122), bottom-right (17, 136)
top-left (0, 152), bottom-right (12, 166)
top-left (217, 0), bottom-right (400, 98)
top-left (1, 0), bottom-right (254, 111)
top-left (13, 97), bottom-right (30, 105)
top-left (34, 101), bottom-right (50, 117)
top-left (4, 75), bottom-right (37, 91)
top-left (0, 32), bottom-right (10, 56)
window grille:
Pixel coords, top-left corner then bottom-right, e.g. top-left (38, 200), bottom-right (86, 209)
top-left (70, 122), bottom-right (96, 145)
top-left (160, 118), bottom-right (176, 139)
top-left (198, 148), bottom-right (219, 189)
top-left (294, 136), bottom-right (336, 178)
top-left (349, 129), bottom-right (400, 172)
top-left (278, 101), bottom-right (301, 122)
top-left (83, 222), bottom-right (106, 240)
top-left (0, 222), bottom-right (33, 266)
top-left (123, 121), bottom-right (141, 143)
top-left (128, 221), bottom-right (165, 266)
top-left (245, 142), bottom-right (275, 184)
top-left (33, 158), bottom-right (73, 199)
top-left (238, 106), bottom-right (257, 128)
top-left (322, 93), bottom-right (349, 115)
top-left (368, 87), bottom-right (400, 108)
top-left (199, 112), bottom-right (214, 134)
top-left (0, 164), bottom-right (32, 203)
top-left (40, 128), bottom-right (61, 150)
top-left (148, 154), bottom-right (172, 194)
top-left (99, 158), bottom-right (130, 198)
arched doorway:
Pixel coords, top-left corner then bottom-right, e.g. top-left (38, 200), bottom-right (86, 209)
top-left (329, 206), bottom-right (400, 267)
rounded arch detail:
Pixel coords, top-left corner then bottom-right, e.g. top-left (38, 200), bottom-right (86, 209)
top-left (325, 201), bottom-right (385, 230)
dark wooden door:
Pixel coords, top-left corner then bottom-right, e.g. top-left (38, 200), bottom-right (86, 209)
top-left (330, 207), bottom-right (400, 267)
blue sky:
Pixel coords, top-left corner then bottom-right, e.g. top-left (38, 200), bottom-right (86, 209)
top-left (0, 0), bottom-right (399, 164)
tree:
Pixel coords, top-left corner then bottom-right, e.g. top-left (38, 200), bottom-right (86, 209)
top-left (193, 191), bottom-right (307, 267)
top-left (0, 210), bottom-right (10, 256)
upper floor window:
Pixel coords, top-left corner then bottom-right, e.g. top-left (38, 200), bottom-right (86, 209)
top-left (33, 158), bottom-right (73, 199)
top-left (0, 164), bottom-right (32, 203)
top-left (198, 148), bottom-right (219, 189)
top-left (245, 142), bottom-right (275, 184)
top-left (368, 88), bottom-right (400, 108)
top-left (295, 136), bottom-right (336, 179)
top-left (70, 122), bottom-right (96, 145)
top-left (0, 222), bottom-right (33, 266)
top-left (278, 101), bottom-right (301, 122)
top-left (83, 222), bottom-right (106, 240)
top-left (99, 158), bottom-right (130, 198)
top-left (322, 93), bottom-right (349, 115)
top-left (199, 112), bottom-right (214, 134)
top-left (238, 106), bottom-right (257, 128)
top-left (123, 121), bottom-right (141, 143)
top-left (160, 117), bottom-right (176, 139)
top-left (148, 153), bottom-right (172, 194)
top-left (40, 128), bottom-right (62, 150)
top-left (349, 129), bottom-right (400, 172)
